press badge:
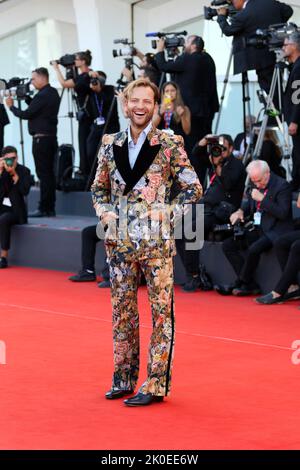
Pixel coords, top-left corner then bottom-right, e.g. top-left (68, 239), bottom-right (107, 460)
top-left (253, 211), bottom-right (261, 226)
top-left (95, 117), bottom-right (105, 126)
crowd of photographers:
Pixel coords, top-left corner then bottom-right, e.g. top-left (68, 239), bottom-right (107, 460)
top-left (2, 0), bottom-right (300, 307)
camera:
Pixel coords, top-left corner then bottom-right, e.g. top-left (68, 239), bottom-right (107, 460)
top-left (90, 76), bottom-right (106, 87)
top-left (146, 31), bottom-right (187, 58)
top-left (0, 77), bottom-right (33, 103)
top-left (112, 38), bottom-right (136, 58)
top-left (213, 220), bottom-right (254, 240)
top-left (247, 22), bottom-right (299, 51)
top-left (3, 157), bottom-right (16, 168)
top-left (206, 135), bottom-right (227, 158)
top-left (50, 54), bottom-right (76, 68)
top-left (204, 0), bottom-right (236, 21)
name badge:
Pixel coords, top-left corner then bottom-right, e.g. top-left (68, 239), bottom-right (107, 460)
top-left (95, 117), bottom-right (105, 126)
top-left (253, 211), bottom-right (261, 226)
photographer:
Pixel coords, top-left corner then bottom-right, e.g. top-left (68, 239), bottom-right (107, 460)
top-left (86, 71), bottom-right (120, 178)
top-left (283, 32), bottom-right (300, 191)
top-left (51, 50), bottom-right (94, 176)
top-left (216, 0), bottom-right (293, 94)
top-left (0, 146), bottom-right (31, 268)
top-left (177, 134), bottom-right (246, 292)
top-left (218, 160), bottom-right (293, 296)
top-left (155, 35), bottom-right (219, 153)
top-left (6, 67), bottom-right (60, 217)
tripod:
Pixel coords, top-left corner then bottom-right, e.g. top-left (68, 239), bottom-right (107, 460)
top-left (17, 99), bottom-right (25, 165)
top-left (242, 58), bottom-right (293, 186)
top-left (59, 87), bottom-right (78, 148)
top-left (214, 46), bottom-right (252, 140)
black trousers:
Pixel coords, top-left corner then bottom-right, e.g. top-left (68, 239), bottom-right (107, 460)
top-left (32, 136), bottom-right (57, 213)
top-left (0, 207), bottom-right (19, 251)
top-left (274, 231), bottom-right (300, 295)
top-left (175, 204), bottom-right (202, 277)
top-left (78, 117), bottom-right (93, 175)
top-left (256, 64), bottom-right (274, 95)
top-left (291, 134), bottom-right (300, 191)
top-left (82, 225), bottom-right (109, 279)
top-left (222, 229), bottom-right (273, 284)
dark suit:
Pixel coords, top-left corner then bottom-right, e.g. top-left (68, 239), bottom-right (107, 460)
top-left (283, 56), bottom-right (300, 189)
top-left (217, 0), bottom-right (293, 92)
top-left (0, 104), bottom-right (9, 154)
top-left (155, 50), bottom-right (219, 153)
top-left (223, 172), bottom-right (293, 285)
top-left (0, 164), bottom-right (31, 250)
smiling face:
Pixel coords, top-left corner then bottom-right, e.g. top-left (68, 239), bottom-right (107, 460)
top-left (124, 85), bottom-right (156, 130)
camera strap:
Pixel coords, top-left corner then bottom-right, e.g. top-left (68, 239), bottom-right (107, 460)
top-left (94, 95), bottom-right (105, 125)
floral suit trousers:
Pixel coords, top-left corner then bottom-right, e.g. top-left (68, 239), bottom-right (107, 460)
top-left (109, 255), bottom-right (175, 397)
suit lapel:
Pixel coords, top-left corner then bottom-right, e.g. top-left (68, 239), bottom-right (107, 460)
top-left (124, 136), bottom-right (161, 195)
top-left (113, 128), bottom-right (162, 196)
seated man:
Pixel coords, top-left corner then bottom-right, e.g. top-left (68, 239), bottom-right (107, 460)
top-left (68, 224), bottom-right (110, 288)
top-left (0, 145), bottom-right (31, 268)
top-left (256, 193), bottom-right (300, 304)
top-left (218, 160), bottom-right (293, 296)
top-left (177, 134), bottom-right (246, 292)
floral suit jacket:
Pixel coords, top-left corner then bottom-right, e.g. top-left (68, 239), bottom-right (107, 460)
top-left (91, 127), bottom-right (202, 261)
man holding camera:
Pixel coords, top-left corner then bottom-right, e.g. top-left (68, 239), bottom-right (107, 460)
top-left (216, 0), bottom-right (293, 94)
top-left (86, 71), bottom-right (120, 179)
top-left (155, 35), bottom-right (219, 152)
top-left (6, 67), bottom-right (60, 217)
top-left (218, 160), bottom-right (293, 296)
top-left (0, 146), bottom-right (31, 268)
top-left (177, 134), bottom-right (246, 292)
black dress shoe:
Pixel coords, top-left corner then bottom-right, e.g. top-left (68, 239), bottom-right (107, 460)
top-left (69, 270), bottom-right (96, 282)
top-left (105, 388), bottom-right (134, 400)
top-left (214, 284), bottom-right (235, 296)
top-left (0, 257), bottom-right (8, 269)
top-left (124, 392), bottom-right (164, 407)
top-left (255, 292), bottom-right (284, 304)
top-left (233, 282), bottom-right (261, 296)
top-left (182, 275), bottom-right (201, 293)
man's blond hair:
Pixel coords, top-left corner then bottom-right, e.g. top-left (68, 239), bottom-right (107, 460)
top-left (123, 78), bottom-right (160, 103)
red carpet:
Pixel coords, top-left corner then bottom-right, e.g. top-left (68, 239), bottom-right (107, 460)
top-left (0, 267), bottom-right (300, 450)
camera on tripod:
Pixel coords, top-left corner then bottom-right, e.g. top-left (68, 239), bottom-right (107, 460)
top-left (247, 22), bottom-right (299, 51)
top-left (0, 77), bottom-right (33, 103)
top-left (50, 54), bottom-right (76, 68)
top-left (146, 31), bottom-right (187, 58)
top-left (206, 135), bottom-right (227, 158)
top-left (112, 38), bottom-right (136, 58)
top-left (204, 0), bottom-right (236, 21)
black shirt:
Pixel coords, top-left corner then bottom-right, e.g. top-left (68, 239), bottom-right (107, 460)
top-left (10, 84), bottom-right (60, 136)
top-left (89, 85), bottom-right (120, 133)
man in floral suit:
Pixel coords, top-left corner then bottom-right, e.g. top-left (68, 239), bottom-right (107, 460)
top-left (91, 78), bottom-right (202, 407)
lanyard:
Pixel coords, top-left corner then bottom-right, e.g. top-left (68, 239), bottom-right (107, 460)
top-left (164, 110), bottom-right (173, 129)
top-left (256, 189), bottom-right (268, 212)
top-left (94, 94), bottom-right (104, 118)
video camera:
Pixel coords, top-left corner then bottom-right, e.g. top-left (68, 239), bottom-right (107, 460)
top-left (0, 77), bottom-right (33, 104)
top-left (204, 0), bottom-right (236, 21)
top-left (247, 22), bottom-right (300, 52)
top-left (50, 54), bottom-right (76, 68)
top-left (146, 31), bottom-right (187, 58)
top-left (206, 135), bottom-right (227, 158)
top-left (113, 38), bottom-right (136, 58)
